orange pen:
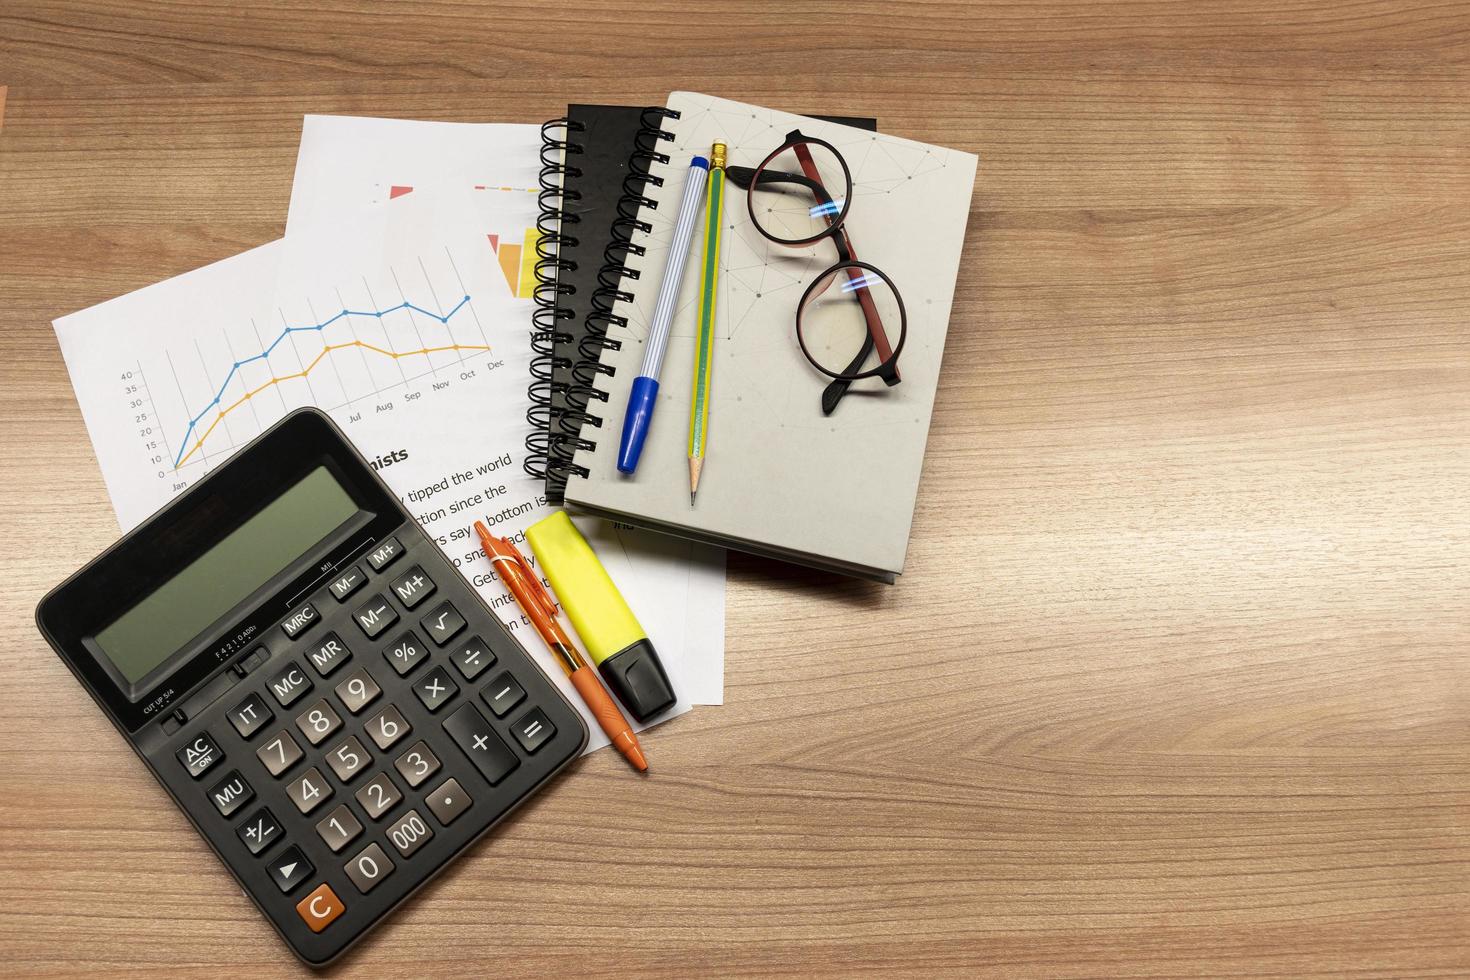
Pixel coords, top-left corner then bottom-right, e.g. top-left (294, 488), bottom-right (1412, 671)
top-left (474, 521), bottom-right (648, 772)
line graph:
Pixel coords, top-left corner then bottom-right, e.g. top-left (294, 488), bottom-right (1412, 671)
top-left (171, 296), bottom-right (479, 468)
top-left (53, 216), bottom-right (534, 531)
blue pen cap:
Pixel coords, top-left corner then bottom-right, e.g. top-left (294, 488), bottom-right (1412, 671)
top-left (617, 375), bottom-right (661, 474)
top-left (691, 156), bottom-right (710, 170)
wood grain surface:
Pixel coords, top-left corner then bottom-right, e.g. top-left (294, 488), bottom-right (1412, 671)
top-left (1, 3), bottom-right (1467, 976)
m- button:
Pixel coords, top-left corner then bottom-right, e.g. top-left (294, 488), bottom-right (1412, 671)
top-left (353, 594), bottom-right (398, 639)
top-left (388, 565), bottom-right (435, 609)
top-left (295, 883), bottom-right (346, 933)
top-left (327, 564), bottom-right (365, 602)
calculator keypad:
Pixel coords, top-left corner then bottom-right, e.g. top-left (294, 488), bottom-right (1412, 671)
top-left (450, 636), bottom-right (494, 680)
top-left (442, 703), bottom-right (519, 785)
top-left (281, 601), bottom-right (320, 640)
top-left (386, 809), bottom-right (434, 858)
top-left (154, 523), bottom-right (582, 963)
top-left (482, 671), bottom-right (526, 718)
top-left (328, 565), bottom-right (366, 601)
top-left (366, 537), bottom-right (403, 570)
top-left (296, 883), bottom-right (345, 933)
top-left (426, 778), bottom-right (471, 827)
top-left (511, 709), bottom-right (555, 755)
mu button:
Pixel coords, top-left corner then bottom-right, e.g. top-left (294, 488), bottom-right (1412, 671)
top-left (295, 883), bottom-right (345, 933)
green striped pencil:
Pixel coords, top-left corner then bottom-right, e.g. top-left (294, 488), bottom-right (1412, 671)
top-left (688, 140), bottom-right (725, 504)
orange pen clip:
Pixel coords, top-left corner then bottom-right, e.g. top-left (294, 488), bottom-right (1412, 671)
top-left (488, 538), bottom-right (558, 619)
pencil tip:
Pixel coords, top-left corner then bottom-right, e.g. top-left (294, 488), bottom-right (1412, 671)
top-left (690, 491), bottom-right (696, 507)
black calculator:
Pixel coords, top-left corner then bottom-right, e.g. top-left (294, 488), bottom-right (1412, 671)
top-left (36, 409), bottom-right (587, 966)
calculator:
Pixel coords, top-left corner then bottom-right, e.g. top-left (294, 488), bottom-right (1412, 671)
top-left (36, 408), bottom-right (587, 966)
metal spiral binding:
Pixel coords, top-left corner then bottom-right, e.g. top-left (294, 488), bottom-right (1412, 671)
top-left (524, 116), bottom-right (585, 480)
top-left (555, 105), bottom-right (681, 481)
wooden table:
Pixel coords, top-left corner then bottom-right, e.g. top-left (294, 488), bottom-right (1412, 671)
top-left (1, 3), bottom-right (1467, 975)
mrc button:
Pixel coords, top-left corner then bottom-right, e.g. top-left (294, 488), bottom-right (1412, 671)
top-left (280, 601), bottom-right (320, 640)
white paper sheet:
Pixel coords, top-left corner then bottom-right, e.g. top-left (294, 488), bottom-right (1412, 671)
top-left (52, 197), bottom-right (717, 755)
top-left (283, 114), bottom-right (726, 705)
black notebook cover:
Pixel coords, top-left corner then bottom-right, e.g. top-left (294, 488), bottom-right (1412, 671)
top-left (538, 105), bottom-right (646, 502)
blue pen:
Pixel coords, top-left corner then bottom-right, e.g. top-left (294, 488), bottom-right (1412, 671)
top-left (617, 153), bottom-right (711, 474)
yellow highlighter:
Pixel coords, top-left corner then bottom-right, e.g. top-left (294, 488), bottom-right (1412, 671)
top-left (524, 511), bottom-right (677, 722)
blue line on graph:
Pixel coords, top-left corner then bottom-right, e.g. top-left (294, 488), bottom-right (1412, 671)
top-left (172, 295), bottom-right (471, 467)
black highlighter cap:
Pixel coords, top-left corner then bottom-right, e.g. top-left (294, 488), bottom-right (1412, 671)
top-left (597, 638), bottom-right (676, 722)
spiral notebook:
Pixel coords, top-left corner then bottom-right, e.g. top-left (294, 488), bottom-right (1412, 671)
top-left (529, 104), bottom-right (878, 503)
top-left (527, 105), bottom-right (644, 502)
top-left (558, 93), bottom-right (978, 582)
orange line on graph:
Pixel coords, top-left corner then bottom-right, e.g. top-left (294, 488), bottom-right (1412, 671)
top-left (175, 339), bottom-right (491, 468)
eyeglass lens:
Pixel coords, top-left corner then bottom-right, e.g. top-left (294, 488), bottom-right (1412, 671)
top-left (797, 263), bottom-right (903, 380)
top-left (748, 139), bottom-right (852, 245)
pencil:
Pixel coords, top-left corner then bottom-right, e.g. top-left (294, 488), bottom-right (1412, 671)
top-left (689, 141), bottom-right (726, 504)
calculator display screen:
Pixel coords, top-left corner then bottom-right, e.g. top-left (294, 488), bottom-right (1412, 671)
top-left (95, 466), bottom-right (359, 685)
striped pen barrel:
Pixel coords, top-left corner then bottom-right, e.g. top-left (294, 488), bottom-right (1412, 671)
top-left (616, 152), bottom-right (711, 475)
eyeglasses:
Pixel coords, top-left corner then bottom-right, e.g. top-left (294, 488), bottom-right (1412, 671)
top-left (728, 129), bottom-right (906, 415)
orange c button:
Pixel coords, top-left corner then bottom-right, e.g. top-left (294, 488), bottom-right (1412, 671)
top-left (295, 883), bottom-right (345, 933)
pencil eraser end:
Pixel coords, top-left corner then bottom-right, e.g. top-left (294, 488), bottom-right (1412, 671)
top-left (617, 375), bottom-right (660, 474)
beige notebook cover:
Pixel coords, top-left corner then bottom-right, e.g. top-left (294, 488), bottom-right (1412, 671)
top-left (567, 92), bottom-right (977, 582)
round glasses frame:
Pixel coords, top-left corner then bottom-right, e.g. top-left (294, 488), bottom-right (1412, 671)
top-left (736, 129), bottom-right (907, 411)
